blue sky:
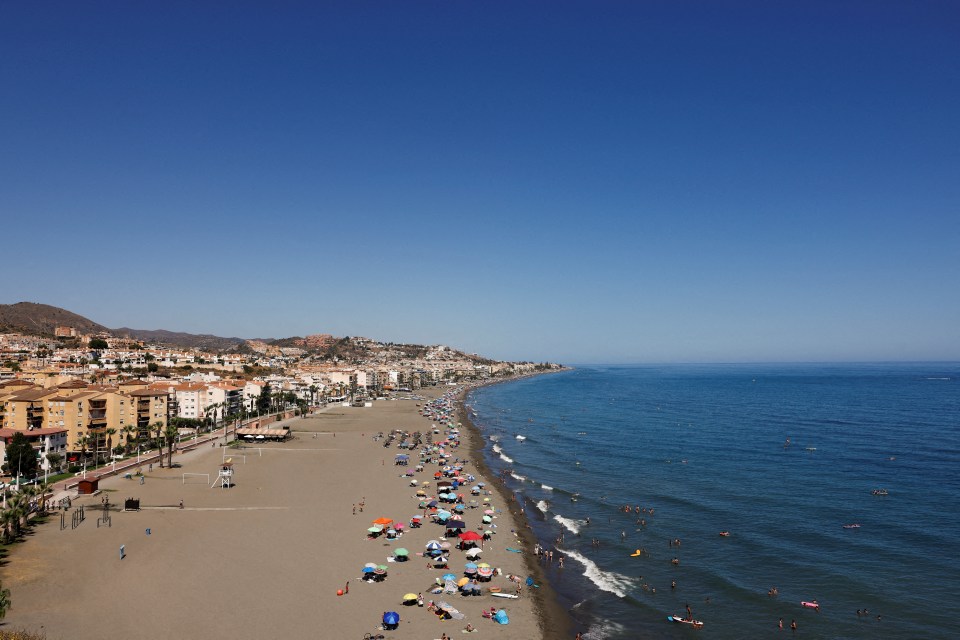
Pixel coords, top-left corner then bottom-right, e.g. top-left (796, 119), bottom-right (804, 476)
top-left (2, 1), bottom-right (958, 363)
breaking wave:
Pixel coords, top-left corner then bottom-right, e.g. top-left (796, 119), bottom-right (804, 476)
top-left (562, 548), bottom-right (636, 599)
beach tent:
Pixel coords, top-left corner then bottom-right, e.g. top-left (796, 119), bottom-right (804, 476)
top-left (493, 609), bottom-right (509, 624)
top-left (459, 531), bottom-right (483, 542)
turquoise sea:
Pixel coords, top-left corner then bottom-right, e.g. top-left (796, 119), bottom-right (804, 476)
top-left (466, 364), bottom-right (960, 639)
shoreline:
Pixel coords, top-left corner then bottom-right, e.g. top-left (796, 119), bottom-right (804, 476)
top-left (1, 383), bottom-right (549, 639)
top-left (454, 372), bottom-right (577, 639)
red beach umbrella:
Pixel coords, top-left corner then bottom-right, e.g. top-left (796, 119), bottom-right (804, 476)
top-left (459, 531), bottom-right (483, 541)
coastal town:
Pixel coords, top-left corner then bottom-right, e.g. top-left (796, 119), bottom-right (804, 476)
top-left (0, 320), bottom-right (558, 487)
top-left (0, 311), bottom-right (568, 640)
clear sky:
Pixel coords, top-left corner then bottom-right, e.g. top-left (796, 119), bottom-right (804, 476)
top-left (2, 1), bottom-right (958, 364)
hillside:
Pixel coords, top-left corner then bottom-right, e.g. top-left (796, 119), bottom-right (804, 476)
top-left (112, 328), bottom-right (249, 351)
top-left (0, 302), bottom-right (109, 336)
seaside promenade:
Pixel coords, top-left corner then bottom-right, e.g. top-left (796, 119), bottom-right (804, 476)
top-left (1, 388), bottom-right (547, 640)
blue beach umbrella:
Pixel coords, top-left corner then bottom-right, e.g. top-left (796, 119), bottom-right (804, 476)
top-left (464, 562), bottom-right (478, 573)
top-left (362, 567), bottom-right (375, 574)
top-left (425, 541), bottom-right (441, 551)
top-left (383, 611), bottom-right (400, 626)
top-left (442, 573), bottom-right (457, 582)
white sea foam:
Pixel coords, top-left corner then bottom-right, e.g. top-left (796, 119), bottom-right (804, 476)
top-left (562, 548), bottom-right (636, 599)
top-left (582, 619), bottom-right (628, 639)
top-left (499, 452), bottom-right (514, 463)
top-left (553, 514), bottom-right (581, 535)
top-left (509, 472), bottom-right (526, 481)
top-left (540, 484), bottom-right (554, 491)
top-left (492, 444), bottom-right (502, 454)
top-left (536, 500), bottom-right (549, 513)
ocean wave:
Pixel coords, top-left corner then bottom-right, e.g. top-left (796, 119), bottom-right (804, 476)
top-left (500, 452), bottom-right (514, 463)
top-left (510, 472), bottom-right (526, 482)
top-left (583, 619), bottom-right (628, 639)
top-left (536, 500), bottom-right (549, 513)
top-left (562, 548), bottom-right (636, 599)
top-left (553, 514), bottom-right (581, 535)
top-left (492, 444), bottom-right (502, 453)
top-left (541, 484), bottom-right (554, 491)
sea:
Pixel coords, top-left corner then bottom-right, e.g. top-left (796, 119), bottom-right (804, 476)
top-left (465, 363), bottom-right (960, 639)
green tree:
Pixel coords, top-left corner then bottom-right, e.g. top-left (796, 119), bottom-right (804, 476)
top-left (152, 422), bottom-right (164, 467)
top-left (105, 428), bottom-right (117, 460)
top-left (147, 362), bottom-right (159, 373)
top-left (89, 338), bottom-right (109, 350)
top-left (257, 384), bottom-right (272, 414)
top-left (0, 581), bottom-right (12, 621)
top-left (164, 423), bottom-right (179, 467)
top-left (122, 425), bottom-right (137, 454)
top-left (46, 452), bottom-right (63, 473)
top-left (2, 433), bottom-right (39, 479)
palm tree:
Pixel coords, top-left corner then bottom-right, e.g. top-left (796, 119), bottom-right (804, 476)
top-left (37, 480), bottom-right (52, 513)
top-left (0, 580), bottom-right (11, 620)
top-left (163, 423), bottom-right (179, 467)
top-left (76, 432), bottom-right (89, 464)
top-left (7, 494), bottom-right (28, 539)
top-left (122, 425), bottom-right (137, 455)
top-left (152, 422), bottom-right (164, 467)
top-left (105, 428), bottom-right (117, 460)
top-left (0, 509), bottom-right (15, 544)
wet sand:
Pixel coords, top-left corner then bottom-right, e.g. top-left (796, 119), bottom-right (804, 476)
top-left (2, 387), bottom-right (545, 640)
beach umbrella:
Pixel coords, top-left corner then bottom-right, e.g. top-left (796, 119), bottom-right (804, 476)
top-left (383, 611), bottom-right (400, 626)
top-left (484, 509), bottom-right (495, 515)
top-left (439, 541), bottom-right (452, 550)
top-left (459, 531), bottom-right (483, 541)
top-left (482, 516), bottom-right (492, 524)
top-left (445, 521), bottom-right (465, 530)
top-left (477, 567), bottom-right (493, 578)
top-left (442, 573), bottom-right (457, 582)
top-left (465, 548), bottom-right (482, 558)
top-left (368, 526), bottom-right (383, 533)
top-left (464, 562), bottom-right (477, 573)
top-left (427, 500), bottom-right (439, 508)
top-left (373, 517), bottom-right (393, 526)
top-left (402, 593), bottom-right (418, 605)
top-left (378, 565), bottom-right (389, 571)
top-left (457, 577), bottom-right (470, 587)
top-left (394, 548), bottom-right (409, 557)
top-left (483, 498), bottom-right (491, 502)
top-left (425, 541), bottom-right (441, 551)
top-left (477, 563), bottom-right (490, 569)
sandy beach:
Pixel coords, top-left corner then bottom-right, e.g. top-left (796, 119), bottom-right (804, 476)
top-left (1, 386), bottom-right (557, 640)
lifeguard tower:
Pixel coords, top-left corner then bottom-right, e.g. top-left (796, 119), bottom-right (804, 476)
top-left (212, 459), bottom-right (234, 489)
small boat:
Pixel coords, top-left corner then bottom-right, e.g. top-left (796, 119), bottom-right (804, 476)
top-left (842, 523), bottom-right (861, 529)
top-left (667, 616), bottom-right (704, 628)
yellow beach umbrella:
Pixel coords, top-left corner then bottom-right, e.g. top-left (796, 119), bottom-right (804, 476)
top-left (457, 577), bottom-right (469, 587)
top-left (403, 593), bottom-right (418, 602)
